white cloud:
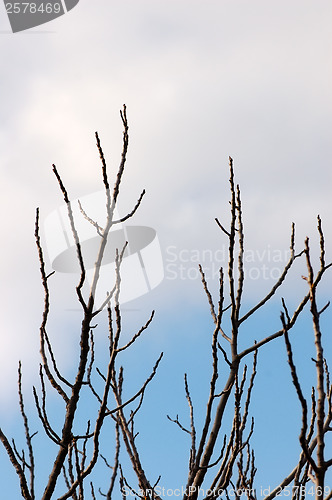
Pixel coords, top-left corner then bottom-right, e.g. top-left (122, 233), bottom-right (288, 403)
top-left (0, 0), bottom-right (331, 408)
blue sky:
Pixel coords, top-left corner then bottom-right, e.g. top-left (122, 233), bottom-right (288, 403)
top-left (0, 1), bottom-right (331, 498)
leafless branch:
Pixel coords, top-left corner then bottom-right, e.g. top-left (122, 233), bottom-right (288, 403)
top-left (282, 312), bottom-right (316, 471)
top-left (185, 373), bottom-right (197, 472)
top-left (35, 208), bottom-right (70, 403)
top-left (112, 189), bottom-right (146, 224)
top-left (239, 223), bottom-right (302, 325)
top-left (78, 199), bottom-right (103, 236)
top-left (18, 362), bottom-right (35, 499)
top-left (167, 414), bottom-right (191, 434)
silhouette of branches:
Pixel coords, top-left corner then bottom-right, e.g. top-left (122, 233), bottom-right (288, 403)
top-left (0, 106), bottom-right (162, 499)
top-left (0, 112), bottom-right (331, 500)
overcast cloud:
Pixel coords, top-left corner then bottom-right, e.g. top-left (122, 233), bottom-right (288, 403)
top-left (0, 0), bottom-right (331, 407)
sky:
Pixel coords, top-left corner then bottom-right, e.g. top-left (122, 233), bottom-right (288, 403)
top-left (0, 1), bottom-right (331, 498)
